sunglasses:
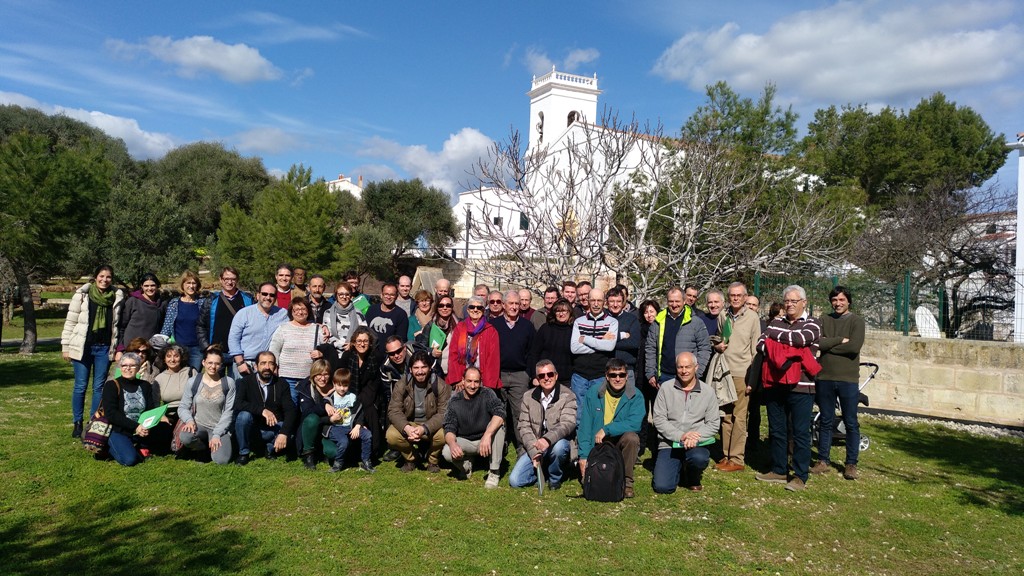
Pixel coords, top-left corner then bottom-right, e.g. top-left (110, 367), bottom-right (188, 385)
top-left (259, 292), bottom-right (276, 298)
top-left (537, 371), bottom-right (556, 379)
top-left (607, 372), bottom-right (627, 379)
top-left (467, 305), bottom-right (484, 311)
top-left (489, 299), bottom-right (503, 304)
top-left (386, 349), bottom-right (404, 357)
top-left (437, 303), bottom-right (453, 309)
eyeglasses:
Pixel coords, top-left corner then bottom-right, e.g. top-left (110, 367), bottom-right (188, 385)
top-left (260, 292), bottom-right (276, 298)
top-left (437, 303), bottom-right (453, 309)
top-left (537, 371), bottom-right (556, 379)
top-left (353, 339), bottom-right (370, 345)
top-left (221, 277), bottom-right (238, 282)
top-left (336, 292), bottom-right (351, 298)
top-left (783, 299), bottom-right (804, 305)
top-left (467, 305), bottom-right (484, 311)
top-left (607, 372), bottom-right (627, 379)
top-left (120, 364), bottom-right (139, 370)
top-left (489, 299), bottom-right (502, 304)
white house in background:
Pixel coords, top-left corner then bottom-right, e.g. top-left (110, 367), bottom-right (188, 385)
top-left (327, 173), bottom-right (364, 198)
top-left (449, 68), bottom-right (658, 261)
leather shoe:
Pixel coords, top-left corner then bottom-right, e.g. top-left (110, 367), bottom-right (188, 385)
top-left (688, 484), bottom-right (703, 492)
top-left (720, 462), bottom-right (745, 472)
top-left (72, 421), bottom-right (83, 439)
top-left (624, 486), bottom-right (635, 498)
top-left (235, 453), bottom-right (251, 466)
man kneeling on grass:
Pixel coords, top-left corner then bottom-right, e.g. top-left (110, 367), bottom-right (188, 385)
top-left (386, 352), bottom-right (451, 473)
top-left (442, 367), bottom-right (506, 488)
top-left (509, 360), bottom-right (577, 490)
top-left (577, 358), bottom-right (645, 498)
top-left (651, 352), bottom-right (718, 493)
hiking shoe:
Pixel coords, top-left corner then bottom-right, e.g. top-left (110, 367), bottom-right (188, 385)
top-left (785, 478), bottom-right (806, 492)
top-left (302, 452), bottom-right (317, 471)
top-left (624, 486), bottom-right (635, 498)
top-left (399, 461), bottom-right (417, 473)
top-left (484, 472), bottom-right (500, 489)
top-left (359, 460), bottom-right (376, 473)
top-left (382, 449), bottom-right (401, 462)
top-left (810, 460), bottom-right (831, 474)
top-left (548, 481), bottom-right (562, 491)
top-left (755, 471), bottom-right (788, 484)
top-left (328, 460), bottom-right (344, 473)
top-left (426, 463), bottom-right (441, 474)
top-left (843, 464), bottom-right (859, 480)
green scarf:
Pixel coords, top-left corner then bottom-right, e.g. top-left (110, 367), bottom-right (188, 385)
top-left (88, 283), bottom-right (116, 333)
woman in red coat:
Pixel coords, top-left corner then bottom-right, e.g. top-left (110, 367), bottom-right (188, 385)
top-left (446, 296), bottom-right (501, 392)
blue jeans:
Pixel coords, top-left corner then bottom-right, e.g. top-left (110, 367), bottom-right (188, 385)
top-left (184, 345), bottom-right (203, 371)
top-left (283, 377), bottom-right (301, 406)
top-left (71, 344), bottom-right (111, 423)
top-left (652, 446), bottom-right (710, 493)
top-left (571, 373), bottom-right (604, 421)
top-left (816, 379), bottom-right (860, 465)
top-left (509, 438), bottom-right (571, 488)
top-left (765, 386), bottom-right (814, 481)
top-left (327, 424), bottom-right (372, 463)
top-left (235, 410), bottom-right (285, 456)
top-left (108, 430), bottom-right (142, 466)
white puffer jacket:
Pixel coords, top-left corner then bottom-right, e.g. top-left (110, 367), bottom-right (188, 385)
top-left (60, 283), bottom-right (125, 361)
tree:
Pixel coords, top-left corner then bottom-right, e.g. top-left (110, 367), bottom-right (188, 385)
top-left (214, 170), bottom-right (343, 286)
top-left (0, 131), bottom-right (115, 352)
top-left (800, 94), bottom-right (1006, 207)
top-left (361, 179), bottom-right (459, 271)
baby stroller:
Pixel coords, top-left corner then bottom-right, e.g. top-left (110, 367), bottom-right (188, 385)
top-left (812, 362), bottom-right (878, 453)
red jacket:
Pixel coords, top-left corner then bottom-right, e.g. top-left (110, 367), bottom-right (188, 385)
top-left (761, 338), bottom-right (821, 388)
top-left (446, 319), bottom-right (502, 389)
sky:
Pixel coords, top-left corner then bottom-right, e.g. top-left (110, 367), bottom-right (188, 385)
top-left (2, 0), bottom-right (1022, 201)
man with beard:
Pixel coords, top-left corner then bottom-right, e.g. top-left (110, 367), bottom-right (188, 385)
top-left (442, 367), bottom-right (506, 488)
top-left (306, 275), bottom-right (329, 324)
top-left (233, 351), bottom-right (297, 465)
top-left (228, 282), bottom-right (288, 377)
top-left (366, 283), bottom-right (409, 361)
top-left (386, 352), bottom-right (451, 472)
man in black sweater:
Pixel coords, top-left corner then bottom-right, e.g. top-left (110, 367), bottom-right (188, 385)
top-left (233, 351), bottom-right (297, 465)
top-left (442, 367), bottom-right (507, 489)
top-left (490, 290), bottom-right (535, 450)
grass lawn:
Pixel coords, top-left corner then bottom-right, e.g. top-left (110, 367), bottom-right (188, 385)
top-left (1, 346), bottom-right (1022, 575)
top-left (2, 307), bottom-right (67, 342)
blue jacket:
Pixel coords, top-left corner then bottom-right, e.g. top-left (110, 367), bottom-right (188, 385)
top-left (197, 290), bottom-right (254, 350)
top-left (577, 379), bottom-right (644, 460)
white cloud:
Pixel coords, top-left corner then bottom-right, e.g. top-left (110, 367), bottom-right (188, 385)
top-left (523, 46), bottom-right (600, 76)
top-left (236, 11), bottom-right (369, 43)
top-left (349, 163), bottom-right (401, 184)
top-left (360, 127), bottom-right (493, 195)
top-left (107, 35), bottom-right (282, 83)
top-left (232, 127), bottom-right (300, 154)
top-left (0, 91), bottom-right (176, 159)
top-left (291, 67), bottom-right (315, 87)
top-left (652, 0), bottom-right (1024, 102)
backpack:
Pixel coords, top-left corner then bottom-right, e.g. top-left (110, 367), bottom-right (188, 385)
top-left (583, 442), bottom-right (625, 502)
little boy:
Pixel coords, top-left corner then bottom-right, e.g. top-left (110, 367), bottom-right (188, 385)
top-left (326, 369), bottom-right (375, 473)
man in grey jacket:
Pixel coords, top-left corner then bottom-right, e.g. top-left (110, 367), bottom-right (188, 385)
top-left (651, 352), bottom-right (719, 493)
top-left (644, 287), bottom-right (711, 388)
top-left (509, 360), bottom-right (577, 490)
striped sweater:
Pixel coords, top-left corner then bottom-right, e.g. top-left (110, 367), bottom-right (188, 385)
top-left (570, 311), bottom-right (619, 379)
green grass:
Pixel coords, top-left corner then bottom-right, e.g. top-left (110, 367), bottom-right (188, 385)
top-left (2, 346), bottom-right (1022, 575)
top-left (2, 308), bottom-right (67, 342)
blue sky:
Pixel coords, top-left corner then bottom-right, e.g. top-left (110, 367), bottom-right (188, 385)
top-left (2, 0), bottom-right (1022, 199)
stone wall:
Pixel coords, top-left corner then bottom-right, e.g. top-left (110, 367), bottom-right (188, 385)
top-left (861, 331), bottom-right (1024, 427)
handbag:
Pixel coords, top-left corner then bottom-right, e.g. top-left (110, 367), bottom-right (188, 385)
top-left (82, 380), bottom-right (121, 453)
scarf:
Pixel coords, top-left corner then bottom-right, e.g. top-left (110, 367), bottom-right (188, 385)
top-left (414, 308), bottom-right (433, 332)
top-left (455, 317), bottom-right (489, 367)
top-left (88, 283), bottom-right (115, 333)
top-left (330, 300), bottom-right (361, 347)
top-left (433, 313), bottom-right (454, 333)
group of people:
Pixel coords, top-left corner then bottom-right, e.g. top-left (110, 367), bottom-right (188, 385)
top-left (61, 263), bottom-right (865, 496)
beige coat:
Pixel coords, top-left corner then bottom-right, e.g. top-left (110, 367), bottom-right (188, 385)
top-left (517, 384), bottom-right (578, 460)
top-left (61, 282), bottom-right (125, 361)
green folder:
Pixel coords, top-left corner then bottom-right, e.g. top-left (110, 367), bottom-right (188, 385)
top-left (138, 404), bottom-right (169, 429)
top-left (428, 324), bottom-right (446, 349)
top-left (673, 437), bottom-right (716, 449)
top-left (353, 294), bottom-right (370, 315)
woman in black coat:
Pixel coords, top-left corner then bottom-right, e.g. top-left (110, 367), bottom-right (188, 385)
top-left (338, 327), bottom-right (384, 460)
top-left (527, 299), bottom-right (574, 386)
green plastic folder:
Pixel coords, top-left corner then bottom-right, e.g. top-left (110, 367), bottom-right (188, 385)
top-left (673, 437), bottom-right (716, 449)
top-left (138, 404), bottom-right (169, 429)
top-left (353, 294), bottom-right (370, 315)
top-left (429, 324), bottom-right (446, 349)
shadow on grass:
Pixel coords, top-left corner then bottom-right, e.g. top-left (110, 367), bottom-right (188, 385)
top-left (0, 495), bottom-right (271, 576)
top-left (0, 345), bottom-right (69, 389)
top-left (872, 420), bottom-right (1024, 516)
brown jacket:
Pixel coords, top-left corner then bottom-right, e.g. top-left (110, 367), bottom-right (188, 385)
top-left (517, 384), bottom-right (577, 459)
top-left (387, 373), bottom-right (451, 437)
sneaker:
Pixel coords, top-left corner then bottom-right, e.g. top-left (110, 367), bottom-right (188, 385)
top-left (399, 461), bottom-right (417, 473)
top-left (382, 449), bottom-right (401, 462)
top-left (810, 461), bottom-right (831, 474)
top-left (755, 471), bottom-right (788, 484)
top-left (328, 460), bottom-right (344, 473)
top-left (624, 486), bottom-right (635, 498)
top-left (426, 463), bottom-right (441, 474)
top-left (484, 472), bottom-right (500, 489)
top-left (843, 464), bottom-right (859, 480)
top-left (138, 448), bottom-right (151, 458)
top-left (72, 421), bottom-right (83, 439)
top-left (359, 460), bottom-right (376, 473)
top-left (462, 459), bottom-right (473, 479)
top-left (785, 477), bottom-right (806, 492)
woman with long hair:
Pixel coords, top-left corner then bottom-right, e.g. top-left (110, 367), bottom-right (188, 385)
top-left (339, 326), bottom-right (384, 460)
top-left (117, 272), bottom-right (165, 357)
top-left (160, 270), bottom-right (206, 370)
top-left (527, 298), bottom-right (574, 387)
top-left (414, 294), bottom-right (458, 378)
top-left (61, 264), bottom-right (125, 438)
top-left (269, 297), bottom-right (328, 405)
top-left (151, 343), bottom-right (198, 454)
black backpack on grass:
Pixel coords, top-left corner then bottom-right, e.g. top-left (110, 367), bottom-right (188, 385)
top-left (583, 442), bottom-right (625, 502)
